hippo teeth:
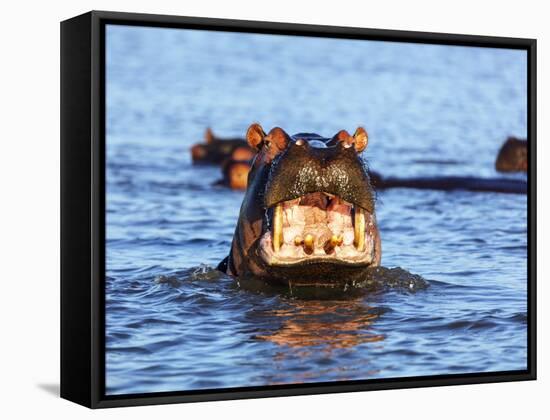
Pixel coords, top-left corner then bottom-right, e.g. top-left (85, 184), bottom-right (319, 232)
top-left (273, 203), bottom-right (283, 252)
top-left (324, 234), bottom-right (343, 254)
top-left (303, 234), bottom-right (315, 254)
top-left (354, 206), bottom-right (365, 251)
top-left (268, 192), bottom-right (370, 258)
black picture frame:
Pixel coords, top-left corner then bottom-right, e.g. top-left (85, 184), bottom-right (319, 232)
top-left (60, 10), bottom-right (537, 409)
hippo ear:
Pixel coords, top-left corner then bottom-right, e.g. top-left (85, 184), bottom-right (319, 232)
top-left (265, 127), bottom-right (291, 153)
top-left (330, 128), bottom-right (368, 152)
top-left (204, 127), bottom-right (215, 144)
top-left (332, 130), bottom-right (354, 147)
top-left (246, 123), bottom-right (266, 151)
top-left (353, 127), bottom-right (368, 152)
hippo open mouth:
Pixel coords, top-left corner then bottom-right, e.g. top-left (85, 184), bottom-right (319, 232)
top-left (220, 123), bottom-right (381, 285)
top-left (259, 192), bottom-right (377, 267)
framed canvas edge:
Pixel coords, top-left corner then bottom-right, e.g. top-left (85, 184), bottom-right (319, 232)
top-left (93, 371), bottom-right (535, 409)
top-left (60, 11), bottom-right (94, 408)
top-left (87, 9), bottom-right (536, 48)
top-left (60, 9), bottom-right (537, 409)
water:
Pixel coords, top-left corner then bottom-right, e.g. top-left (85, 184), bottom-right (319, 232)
top-left (105, 25), bottom-right (528, 395)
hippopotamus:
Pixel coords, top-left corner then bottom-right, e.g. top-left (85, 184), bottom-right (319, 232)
top-left (218, 123), bottom-right (381, 285)
top-left (369, 171), bottom-right (527, 194)
top-left (217, 158), bottom-right (252, 190)
top-left (190, 128), bottom-right (255, 164)
top-left (495, 137), bottom-right (528, 172)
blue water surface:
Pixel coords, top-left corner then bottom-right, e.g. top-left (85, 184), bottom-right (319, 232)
top-left (105, 25), bottom-right (527, 395)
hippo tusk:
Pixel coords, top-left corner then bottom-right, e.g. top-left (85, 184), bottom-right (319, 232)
top-left (324, 234), bottom-right (343, 254)
top-left (273, 203), bottom-right (283, 252)
top-left (304, 234), bottom-right (315, 254)
top-left (354, 206), bottom-right (365, 251)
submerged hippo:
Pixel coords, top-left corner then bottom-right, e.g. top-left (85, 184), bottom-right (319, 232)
top-left (191, 128), bottom-right (255, 164)
top-left (217, 158), bottom-right (252, 190)
top-left (369, 171), bottom-right (526, 194)
top-left (218, 123), bottom-right (381, 285)
top-left (495, 137), bottom-right (528, 172)
top-left (208, 130), bottom-right (527, 194)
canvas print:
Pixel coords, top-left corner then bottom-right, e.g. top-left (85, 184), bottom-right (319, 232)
top-left (105, 24), bottom-right (528, 395)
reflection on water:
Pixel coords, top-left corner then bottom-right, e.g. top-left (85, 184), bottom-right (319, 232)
top-left (105, 25), bottom-right (528, 395)
top-left (238, 267), bottom-right (426, 353)
top-left (257, 300), bottom-right (386, 385)
top-left (255, 299), bottom-right (384, 350)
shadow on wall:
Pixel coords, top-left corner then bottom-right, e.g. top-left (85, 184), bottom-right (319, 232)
top-left (37, 383), bottom-right (59, 397)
